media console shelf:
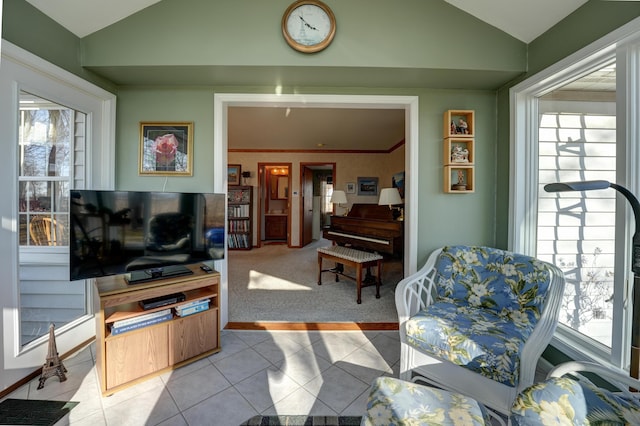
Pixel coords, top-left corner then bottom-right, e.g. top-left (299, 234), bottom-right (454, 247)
top-left (94, 264), bottom-right (220, 396)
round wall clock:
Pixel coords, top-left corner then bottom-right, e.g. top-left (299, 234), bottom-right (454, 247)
top-left (282, 0), bottom-right (336, 53)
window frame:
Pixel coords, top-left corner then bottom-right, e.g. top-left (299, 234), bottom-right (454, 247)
top-left (509, 17), bottom-right (640, 370)
top-left (0, 40), bottom-right (116, 372)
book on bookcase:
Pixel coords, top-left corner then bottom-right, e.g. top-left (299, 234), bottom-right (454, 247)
top-left (112, 308), bottom-right (172, 329)
top-left (175, 299), bottom-right (209, 317)
top-left (111, 311), bottom-right (173, 335)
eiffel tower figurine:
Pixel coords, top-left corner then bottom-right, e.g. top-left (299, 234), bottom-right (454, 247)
top-left (37, 323), bottom-right (67, 389)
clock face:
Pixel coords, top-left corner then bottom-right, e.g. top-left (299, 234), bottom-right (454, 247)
top-left (282, 0), bottom-right (336, 53)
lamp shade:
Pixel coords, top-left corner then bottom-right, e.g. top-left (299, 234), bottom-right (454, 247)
top-left (378, 188), bottom-right (402, 206)
top-left (330, 190), bottom-right (347, 204)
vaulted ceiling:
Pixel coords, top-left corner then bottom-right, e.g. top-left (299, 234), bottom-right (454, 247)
top-left (21, 0), bottom-right (619, 152)
top-left (25, 0), bottom-right (591, 43)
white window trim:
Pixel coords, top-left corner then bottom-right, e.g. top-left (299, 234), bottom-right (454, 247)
top-left (0, 39), bottom-right (116, 373)
top-left (509, 17), bottom-right (640, 370)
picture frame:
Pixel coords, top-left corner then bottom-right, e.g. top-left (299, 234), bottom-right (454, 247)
top-left (392, 171), bottom-right (405, 199)
top-left (345, 182), bottom-right (356, 194)
top-left (139, 122), bottom-right (193, 176)
top-left (357, 177), bottom-right (379, 196)
top-left (228, 164), bottom-right (242, 186)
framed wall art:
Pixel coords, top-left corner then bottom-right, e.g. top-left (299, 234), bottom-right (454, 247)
top-left (392, 171), bottom-right (405, 199)
top-left (357, 177), bottom-right (379, 196)
top-left (228, 164), bottom-right (242, 186)
top-left (345, 182), bottom-right (356, 194)
top-left (139, 122), bottom-right (193, 176)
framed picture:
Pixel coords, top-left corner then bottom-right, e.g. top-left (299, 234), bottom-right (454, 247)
top-left (357, 177), bottom-right (379, 196)
top-left (345, 182), bottom-right (356, 194)
top-left (392, 171), bottom-right (405, 199)
top-left (139, 122), bottom-right (193, 176)
top-left (228, 164), bottom-right (242, 186)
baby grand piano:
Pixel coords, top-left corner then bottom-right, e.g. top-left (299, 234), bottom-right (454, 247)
top-left (323, 203), bottom-right (404, 257)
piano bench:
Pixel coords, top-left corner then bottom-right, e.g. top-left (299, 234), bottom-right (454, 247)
top-left (317, 246), bottom-right (383, 304)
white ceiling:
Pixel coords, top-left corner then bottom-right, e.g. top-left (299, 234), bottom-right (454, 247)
top-left (228, 107), bottom-right (406, 152)
top-left (26, 0), bottom-right (591, 42)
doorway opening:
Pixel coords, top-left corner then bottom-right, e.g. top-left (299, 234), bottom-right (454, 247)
top-left (215, 93), bottom-right (419, 327)
top-left (300, 163), bottom-right (336, 248)
top-left (259, 163), bottom-right (292, 246)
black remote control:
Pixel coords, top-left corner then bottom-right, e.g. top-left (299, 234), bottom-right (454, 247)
top-left (200, 264), bottom-right (213, 273)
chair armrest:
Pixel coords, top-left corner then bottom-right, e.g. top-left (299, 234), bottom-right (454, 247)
top-left (548, 361), bottom-right (640, 395)
top-left (395, 248), bottom-right (441, 324)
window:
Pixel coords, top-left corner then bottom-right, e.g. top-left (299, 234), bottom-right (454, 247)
top-left (510, 19), bottom-right (640, 369)
top-left (18, 92), bottom-right (77, 247)
top-left (18, 91), bottom-right (87, 346)
top-left (1, 41), bottom-right (115, 372)
top-left (536, 67), bottom-right (616, 348)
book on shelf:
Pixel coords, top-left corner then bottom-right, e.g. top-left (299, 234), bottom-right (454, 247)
top-left (110, 311), bottom-right (173, 335)
top-left (175, 300), bottom-right (209, 317)
top-left (175, 298), bottom-right (209, 310)
top-left (112, 308), bottom-right (172, 329)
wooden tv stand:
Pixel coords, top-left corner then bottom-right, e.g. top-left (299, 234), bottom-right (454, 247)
top-left (93, 264), bottom-right (220, 396)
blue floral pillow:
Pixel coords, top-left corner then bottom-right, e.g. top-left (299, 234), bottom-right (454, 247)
top-left (434, 245), bottom-right (552, 322)
top-left (362, 377), bottom-right (492, 426)
top-left (511, 376), bottom-right (640, 425)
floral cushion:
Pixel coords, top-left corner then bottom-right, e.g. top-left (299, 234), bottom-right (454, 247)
top-left (435, 245), bottom-right (551, 319)
top-left (405, 301), bottom-right (534, 387)
top-left (511, 376), bottom-right (640, 425)
top-left (404, 245), bottom-right (554, 387)
top-left (361, 377), bottom-right (492, 426)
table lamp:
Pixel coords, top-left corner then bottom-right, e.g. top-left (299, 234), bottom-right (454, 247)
top-left (378, 187), bottom-right (404, 221)
top-left (544, 180), bottom-right (640, 379)
top-left (330, 190), bottom-right (348, 216)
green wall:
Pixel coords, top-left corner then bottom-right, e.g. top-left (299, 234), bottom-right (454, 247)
top-left (5, 0), bottom-right (640, 258)
top-left (117, 86), bottom-right (498, 261)
top-left (2, 0), bottom-right (116, 91)
top-left (81, 0), bottom-right (524, 79)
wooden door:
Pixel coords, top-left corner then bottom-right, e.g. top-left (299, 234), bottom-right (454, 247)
top-left (302, 167), bottom-right (314, 247)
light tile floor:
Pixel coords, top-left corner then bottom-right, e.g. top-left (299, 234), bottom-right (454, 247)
top-left (2, 329), bottom-right (401, 426)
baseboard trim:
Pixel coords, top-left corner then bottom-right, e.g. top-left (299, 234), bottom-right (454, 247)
top-left (225, 322), bottom-right (399, 331)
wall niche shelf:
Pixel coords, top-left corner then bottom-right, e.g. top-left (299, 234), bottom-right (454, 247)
top-left (444, 109), bottom-right (475, 138)
top-left (444, 165), bottom-right (475, 193)
top-left (443, 110), bottom-right (475, 193)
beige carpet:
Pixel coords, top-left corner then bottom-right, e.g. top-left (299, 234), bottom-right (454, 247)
top-left (228, 239), bottom-right (402, 323)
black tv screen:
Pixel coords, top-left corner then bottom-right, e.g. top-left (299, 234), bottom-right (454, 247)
top-left (69, 190), bottom-right (225, 283)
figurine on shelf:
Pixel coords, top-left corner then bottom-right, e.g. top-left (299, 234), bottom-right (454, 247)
top-left (456, 118), bottom-right (469, 134)
top-left (451, 145), bottom-right (469, 163)
top-left (450, 121), bottom-right (456, 135)
top-left (452, 169), bottom-right (467, 191)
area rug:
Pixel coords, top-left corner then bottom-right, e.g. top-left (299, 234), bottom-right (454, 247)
top-left (228, 238), bottom-right (402, 323)
top-left (241, 415), bottom-right (362, 425)
top-left (0, 399), bottom-right (78, 426)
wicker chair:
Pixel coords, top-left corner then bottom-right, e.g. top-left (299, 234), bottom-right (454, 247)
top-left (396, 245), bottom-right (565, 416)
top-left (29, 216), bottom-right (65, 246)
top-left (361, 361), bottom-right (640, 425)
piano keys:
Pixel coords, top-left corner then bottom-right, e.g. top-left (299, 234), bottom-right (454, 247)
top-left (323, 203), bottom-right (403, 257)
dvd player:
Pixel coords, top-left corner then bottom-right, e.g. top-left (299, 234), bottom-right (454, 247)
top-left (139, 292), bottom-right (186, 310)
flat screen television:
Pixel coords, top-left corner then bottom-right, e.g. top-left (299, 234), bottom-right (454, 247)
top-left (69, 190), bottom-right (226, 284)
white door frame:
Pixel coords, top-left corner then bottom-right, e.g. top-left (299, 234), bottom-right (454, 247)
top-left (213, 93), bottom-right (419, 328)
